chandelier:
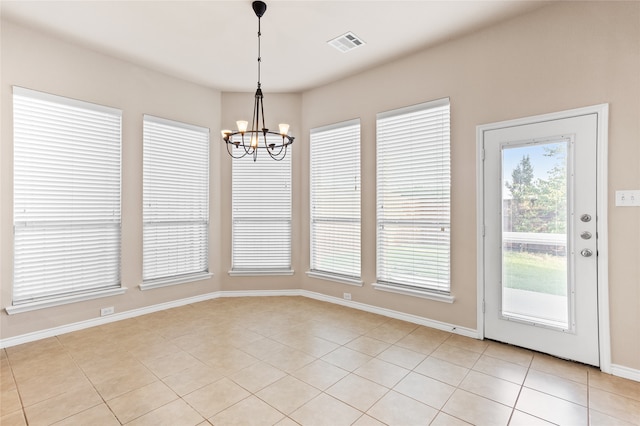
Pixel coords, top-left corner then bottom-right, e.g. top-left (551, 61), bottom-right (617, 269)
top-left (221, 1), bottom-right (294, 162)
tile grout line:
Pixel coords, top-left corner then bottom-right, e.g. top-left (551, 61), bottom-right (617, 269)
top-left (2, 348), bottom-right (28, 424)
top-left (433, 333), bottom-right (491, 425)
top-left (586, 367), bottom-right (591, 426)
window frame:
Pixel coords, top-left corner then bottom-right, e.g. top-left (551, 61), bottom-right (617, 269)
top-left (9, 86), bottom-right (125, 314)
top-left (230, 135), bottom-right (293, 275)
top-left (374, 97), bottom-right (453, 303)
top-left (308, 119), bottom-right (362, 286)
top-left (141, 114), bottom-right (211, 290)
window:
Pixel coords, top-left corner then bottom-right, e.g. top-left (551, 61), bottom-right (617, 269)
top-left (11, 87), bottom-right (123, 310)
top-left (142, 115), bottom-right (210, 289)
top-left (309, 119), bottom-right (361, 283)
top-left (231, 136), bottom-right (292, 273)
top-left (375, 98), bottom-right (451, 299)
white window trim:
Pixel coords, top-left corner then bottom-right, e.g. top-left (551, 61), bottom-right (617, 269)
top-left (5, 287), bottom-right (128, 315)
top-left (12, 86), bottom-right (123, 306)
top-left (376, 97), bottom-right (451, 296)
top-left (142, 114), bottom-right (210, 284)
top-left (310, 118), bottom-right (361, 280)
top-left (228, 269), bottom-right (294, 277)
top-left (231, 134), bottom-right (292, 271)
top-left (139, 272), bottom-right (213, 291)
top-left (372, 282), bottom-right (454, 303)
top-left (306, 271), bottom-right (363, 287)
top-left (13, 86), bottom-right (120, 115)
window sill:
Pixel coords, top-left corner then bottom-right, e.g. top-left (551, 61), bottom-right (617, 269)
top-left (306, 271), bottom-right (363, 287)
top-left (140, 272), bottom-right (213, 291)
top-left (228, 269), bottom-right (294, 277)
top-left (372, 282), bottom-right (455, 303)
top-left (5, 286), bottom-right (128, 315)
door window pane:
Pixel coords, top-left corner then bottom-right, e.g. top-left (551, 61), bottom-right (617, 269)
top-left (501, 140), bottom-right (569, 329)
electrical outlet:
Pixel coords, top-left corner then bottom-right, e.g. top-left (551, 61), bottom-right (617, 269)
top-left (616, 190), bottom-right (640, 207)
top-left (343, 293), bottom-right (352, 300)
top-left (100, 306), bottom-right (115, 316)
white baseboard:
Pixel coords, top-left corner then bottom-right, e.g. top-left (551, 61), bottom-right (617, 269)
top-left (610, 364), bottom-right (640, 382)
top-left (0, 291), bottom-right (222, 349)
top-left (301, 290), bottom-right (479, 339)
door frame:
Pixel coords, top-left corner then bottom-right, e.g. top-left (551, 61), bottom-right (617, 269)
top-left (476, 104), bottom-right (610, 372)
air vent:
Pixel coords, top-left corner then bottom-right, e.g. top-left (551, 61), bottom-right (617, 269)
top-left (327, 32), bottom-right (366, 53)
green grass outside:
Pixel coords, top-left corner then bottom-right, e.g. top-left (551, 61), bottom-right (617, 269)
top-left (503, 251), bottom-right (567, 296)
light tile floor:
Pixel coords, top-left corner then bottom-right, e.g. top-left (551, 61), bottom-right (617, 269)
top-left (1, 296), bottom-right (639, 425)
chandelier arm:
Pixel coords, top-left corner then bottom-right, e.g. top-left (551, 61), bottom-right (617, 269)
top-left (226, 139), bottom-right (250, 159)
top-left (224, 131), bottom-right (293, 153)
top-left (239, 133), bottom-right (256, 156)
top-left (260, 84), bottom-right (266, 131)
top-left (258, 95), bottom-right (263, 134)
top-left (267, 144), bottom-right (288, 161)
top-left (267, 139), bottom-right (286, 157)
top-left (251, 90), bottom-right (258, 135)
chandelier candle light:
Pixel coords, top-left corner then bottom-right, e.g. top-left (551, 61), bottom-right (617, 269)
top-left (221, 1), bottom-right (294, 162)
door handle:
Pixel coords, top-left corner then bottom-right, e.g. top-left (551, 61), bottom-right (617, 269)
top-left (580, 248), bottom-right (593, 257)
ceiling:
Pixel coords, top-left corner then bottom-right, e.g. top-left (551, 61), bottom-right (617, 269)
top-left (1, 1), bottom-right (552, 93)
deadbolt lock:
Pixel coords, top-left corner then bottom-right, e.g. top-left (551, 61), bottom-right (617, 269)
top-left (580, 248), bottom-right (593, 257)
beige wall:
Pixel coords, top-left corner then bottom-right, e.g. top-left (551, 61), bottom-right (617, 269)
top-left (1, 1), bottom-right (638, 372)
top-left (300, 1), bottom-right (639, 370)
top-left (1, 21), bottom-right (222, 337)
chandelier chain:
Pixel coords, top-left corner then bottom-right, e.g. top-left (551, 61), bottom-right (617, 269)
top-left (257, 15), bottom-right (261, 87)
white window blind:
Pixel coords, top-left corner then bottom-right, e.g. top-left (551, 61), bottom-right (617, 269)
top-left (376, 98), bottom-right (451, 293)
top-left (310, 119), bottom-right (361, 280)
top-left (143, 115), bottom-right (209, 285)
top-left (12, 87), bottom-right (122, 304)
top-left (232, 137), bottom-right (291, 272)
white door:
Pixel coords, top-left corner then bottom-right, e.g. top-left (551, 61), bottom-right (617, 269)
top-left (480, 108), bottom-right (605, 366)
